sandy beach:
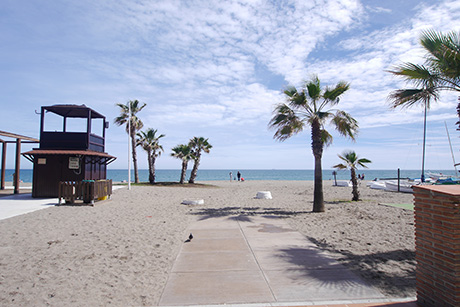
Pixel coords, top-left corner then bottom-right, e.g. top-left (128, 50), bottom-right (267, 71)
top-left (0, 180), bottom-right (415, 306)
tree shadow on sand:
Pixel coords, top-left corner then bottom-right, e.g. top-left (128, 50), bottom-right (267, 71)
top-left (303, 237), bottom-right (416, 297)
top-left (189, 206), bottom-right (313, 221)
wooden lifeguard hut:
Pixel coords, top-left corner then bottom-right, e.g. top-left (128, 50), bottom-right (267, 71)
top-left (23, 104), bottom-right (116, 198)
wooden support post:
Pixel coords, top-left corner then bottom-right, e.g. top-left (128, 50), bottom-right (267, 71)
top-left (14, 138), bottom-right (21, 194)
top-left (1, 141), bottom-right (6, 190)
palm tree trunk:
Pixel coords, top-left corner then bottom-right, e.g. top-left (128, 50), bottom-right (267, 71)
top-left (189, 157), bottom-right (200, 184)
top-left (180, 160), bottom-right (187, 184)
top-left (131, 130), bottom-right (140, 183)
top-left (311, 120), bottom-right (324, 212)
top-left (150, 156), bottom-right (156, 184)
top-left (351, 168), bottom-right (359, 201)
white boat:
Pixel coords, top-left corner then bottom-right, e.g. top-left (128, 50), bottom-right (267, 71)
top-left (384, 180), bottom-right (413, 193)
top-left (426, 172), bottom-right (452, 181)
top-left (367, 181), bottom-right (386, 190)
top-left (333, 180), bottom-right (352, 187)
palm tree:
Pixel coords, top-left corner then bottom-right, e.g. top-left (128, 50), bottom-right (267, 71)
top-left (171, 144), bottom-right (193, 184)
top-left (188, 137), bottom-right (212, 184)
top-left (388, 30), bottom-right (460, 181)
top-left (114, 100), bottom-right (146, 183)
top-left (137, 129), bottom-right (165, 184)
top-left (333, 150), bottom-right (371, 201)
top-left (269, 75), bottom-right (358, 212)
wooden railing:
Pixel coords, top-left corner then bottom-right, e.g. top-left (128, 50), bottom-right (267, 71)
top-left (58, 179), bottom-right (112, 205)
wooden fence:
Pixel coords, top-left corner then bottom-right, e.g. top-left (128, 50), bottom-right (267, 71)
top-left (58, 179), bottom-right (112, 205)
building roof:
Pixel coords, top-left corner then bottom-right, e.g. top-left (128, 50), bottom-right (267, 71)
top-left (22, 149), bottom-right (116, 164)
top-left (43, 104), bottom-right (105, 119)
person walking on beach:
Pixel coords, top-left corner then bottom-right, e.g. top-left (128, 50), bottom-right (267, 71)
top-left (229, 172), bottom-right (233, 182)
top-left (237, 171), bottom-right (241, 181)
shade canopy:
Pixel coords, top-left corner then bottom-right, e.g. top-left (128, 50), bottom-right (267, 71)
top-left (22, 149), bottom-right (116, 165)
top-left (0, 130), bottom-right (39, 142)
top-left (43, 105), bottom-right (105, 119)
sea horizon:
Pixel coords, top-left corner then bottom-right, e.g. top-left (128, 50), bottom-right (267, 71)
top-left (3, 168), bottom-right (458, 183)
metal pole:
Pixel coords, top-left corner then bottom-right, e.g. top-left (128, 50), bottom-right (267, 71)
top-left (14, 139), bottom-right (21, 194)
top-left (421, 103), bottom-right (427, 183)
top-left (128, 102), bottom-right (131, 191)
top-left (398, 168), bottom-right (400, 192)
top-left (1, 142), bottom-right (6, 190)
top-left (444, 121), bottom-right (458, 175)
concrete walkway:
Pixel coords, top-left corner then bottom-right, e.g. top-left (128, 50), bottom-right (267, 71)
top-left (0, 193), bottom-right (57, 221)
top-left (0, 186), bottom-right (126, 221)
top-left (159, 215), bottom-right (392, 306)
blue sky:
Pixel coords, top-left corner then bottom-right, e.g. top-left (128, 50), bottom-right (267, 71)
top-left (1, 0), bottom-right (460, 171)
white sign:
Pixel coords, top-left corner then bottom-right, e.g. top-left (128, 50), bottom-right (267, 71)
top-left (69, 157), bottom-right (80, 169)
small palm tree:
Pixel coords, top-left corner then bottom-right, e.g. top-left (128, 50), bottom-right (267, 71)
top-left (114, 100), bottom-right (146, 183)
top-left (188, 137), bottom-right (212, 184)
top-left (171, 144), bottom-right (193, 184)
top-left (269, 75), bottom-right (358, 212)
top-left (333, 150), bottom-right (371, 201)
top-left (137, 129), bottom-right (165, 184)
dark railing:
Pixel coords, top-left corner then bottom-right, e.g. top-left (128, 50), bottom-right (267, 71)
top-left (40, 132), bottom-right (88, 149)
top-left (40, 132), bottom-right (104, 152)
top-left (58, 179), bottom-right (112, 205)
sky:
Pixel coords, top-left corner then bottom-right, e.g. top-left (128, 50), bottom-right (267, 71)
top-left (1, 0), bottom-right (460, 171)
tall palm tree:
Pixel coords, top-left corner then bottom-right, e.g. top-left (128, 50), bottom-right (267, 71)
top-left (388, 30), bottom-right (460, 181)
top-left (333, 150), bottom-right (371, 201)
top-left (171, 144), bottom-right (193, 184)
top-left (188, 137), bottom-right (212, 184)
top-left (114, 100), bottom-right (146, 183)
top-left (269, 75), bottom-right (358, 212)
top-left (137, 128), bottom-right (165, 184)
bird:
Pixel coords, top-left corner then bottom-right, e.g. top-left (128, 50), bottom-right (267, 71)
top-left (185, 233), bottom-right (193, 243)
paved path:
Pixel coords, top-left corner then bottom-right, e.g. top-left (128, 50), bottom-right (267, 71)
top-left (0, 193), bottom-right (57, 221)
top-left (159, 215), bottom-right (387, 306)
top-left (0, 186), bottom-right (125, 221)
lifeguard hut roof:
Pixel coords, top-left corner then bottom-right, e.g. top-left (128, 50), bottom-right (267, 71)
top-left (44, 104), bottom-right (105, 119)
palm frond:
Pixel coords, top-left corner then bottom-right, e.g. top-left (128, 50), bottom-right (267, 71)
top-left (305, 76), bottom-right (321, 100)
top-left (283, 86), bottom-right (298, 98)
top-left (332, 163), bottom-right (347, 170)
top-left (331, 111), bottom-right (358, 140)
top-left (269, 103), bottom-right (305, 141)
top-left (357, 158), bottom-right (372, 168)
top-left (422, 30), bottom-right (460, 83)
top-left (171, 144), bottom-right (192, 161)
top-left (388, 87), bottom-right (438, 109)
top-left (323, 81), bottom-right (350, 104)
top-left (389, 63), bottom-right (438, 88)
top-left (320, 129), bottom-right (333, 147)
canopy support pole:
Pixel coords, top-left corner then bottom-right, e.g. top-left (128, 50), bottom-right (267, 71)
top-left (14, 139), bottom-right (21, 194)
top-left (1, 141), bottom-right (6, 190)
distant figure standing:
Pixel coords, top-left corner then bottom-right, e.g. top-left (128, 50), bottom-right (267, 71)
top-left (229, 172), bottom-right (233, 181)
top-left (237, 171), bottom-right (241, 181)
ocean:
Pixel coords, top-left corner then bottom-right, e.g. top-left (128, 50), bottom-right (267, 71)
top-left (3, 168), bottom-right (457, 183)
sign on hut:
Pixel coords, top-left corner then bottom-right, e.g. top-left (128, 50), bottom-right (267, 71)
top-left (22, 105), bottom-right (116, 199)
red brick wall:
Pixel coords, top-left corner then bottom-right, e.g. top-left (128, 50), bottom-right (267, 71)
top-left (413, 185), bottom-right (460, 307)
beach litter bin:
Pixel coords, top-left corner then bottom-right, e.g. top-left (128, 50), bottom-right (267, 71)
top-left (82, 180), bottom-right (95, 203)
top-left (255, 191), bottom-right (272, 199)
